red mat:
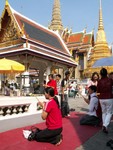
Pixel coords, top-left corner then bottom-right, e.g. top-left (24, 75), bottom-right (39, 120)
top-left (0, 112), bottom-right (100, 150)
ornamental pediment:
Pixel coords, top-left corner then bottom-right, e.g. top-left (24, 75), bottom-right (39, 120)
top-left (0, 6), bottom-right (21, 45)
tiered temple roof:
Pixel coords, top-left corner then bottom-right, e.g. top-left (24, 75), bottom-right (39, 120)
top-left (84, 0), bottom-right (112, 76)
top-left (49, 0), bottom-right (112, 78)
top-left (0, 1), bottom-right (77, 67)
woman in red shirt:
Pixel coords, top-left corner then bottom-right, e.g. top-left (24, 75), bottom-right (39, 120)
top-left (32, 87), bottom-right (62, 145)
top-left (44, 74), bottom-right (58, 95)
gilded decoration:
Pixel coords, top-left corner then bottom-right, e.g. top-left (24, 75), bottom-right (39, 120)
top-left (0, 2), bottom-right (22, 47)
top-left (0, 1), bottom-right (26, 47)
top-left (1, 20), bottom-right (18, 42)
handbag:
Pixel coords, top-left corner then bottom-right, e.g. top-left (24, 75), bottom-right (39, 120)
top-left (23, 126), bottom-right (41, 141)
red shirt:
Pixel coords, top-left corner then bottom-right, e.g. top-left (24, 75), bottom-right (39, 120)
top-left (47, 79), bottom-right (58, 95)
top-left (44, 98), bottom-right (62, 130)
top-left (97, 77), bottom-right (113, 99)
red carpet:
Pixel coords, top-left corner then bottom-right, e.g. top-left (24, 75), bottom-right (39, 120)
top-left (0, 112), bottom-right (100, 150)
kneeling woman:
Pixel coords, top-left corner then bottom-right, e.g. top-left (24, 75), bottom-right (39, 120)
top-left (35, 87), bottom-right (62, 145)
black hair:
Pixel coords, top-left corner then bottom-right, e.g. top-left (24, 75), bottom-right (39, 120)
top-left (91, 72), bottom-right (99, 81)
top-left (88, 85), bottom-right (97, 92)
top-left (48, 74), bottom-right (54, 79)
top-left (65, 70), bottom-right (70, 76)
top-left (45, 87), bottom-right (60, 108)
top-left (56, 74), bottom-right (61, 78)
top-left (100, 68), bottom-right (107, 77)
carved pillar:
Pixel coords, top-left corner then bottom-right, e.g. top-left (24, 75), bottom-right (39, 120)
top-left (38, 65), bottom-right (46, 85)
top-left (46, 66), bottom-right (51, 82)
top-left (84, 53), bottom-right (87, 69)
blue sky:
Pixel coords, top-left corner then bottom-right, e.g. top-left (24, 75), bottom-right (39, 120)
top-left (0, 0), bottom-right (113, 45)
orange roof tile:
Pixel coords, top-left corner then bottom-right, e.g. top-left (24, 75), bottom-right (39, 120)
top-left (68, 33), bottom-right (84, 43)
top-left (83, 34), bottom-right (92, 44)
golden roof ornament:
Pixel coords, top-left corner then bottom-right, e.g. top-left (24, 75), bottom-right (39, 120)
top-left (96, 0), bottom-right (106, 42)
top-left (21, 23), bottom-right (25, 35)
top-left (5, 0), bottom-right (9, 6)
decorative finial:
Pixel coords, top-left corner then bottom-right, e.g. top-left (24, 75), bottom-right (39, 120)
top-left (5, 0), bottom-right (9, 6)
top-left (98, 0), bottom-right (104, 30)
top-left (100, 0), bottom-right (102, 9)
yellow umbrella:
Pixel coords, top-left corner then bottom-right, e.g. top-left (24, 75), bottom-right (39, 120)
top-left (0, 58), bottom-right (25, 73)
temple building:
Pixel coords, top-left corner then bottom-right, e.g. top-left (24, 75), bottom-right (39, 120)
top-left (0, 1), bottom-right (77, 92)
top-left (84, 0), bottom-right (112, 76)
top-left (49, 0), bottom-right (112, 79)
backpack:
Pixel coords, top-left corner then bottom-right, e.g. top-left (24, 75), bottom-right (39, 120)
top-left (93, 96), bottom-right (102, 121)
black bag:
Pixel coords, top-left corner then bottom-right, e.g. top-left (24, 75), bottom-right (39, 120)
top-left (92, 96), bottom-right (102, 121)
top-left (28, 126), bottom-right (41, 141)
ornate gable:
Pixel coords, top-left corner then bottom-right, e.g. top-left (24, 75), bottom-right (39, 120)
top-left (0, 3), bottom-right (22, 47)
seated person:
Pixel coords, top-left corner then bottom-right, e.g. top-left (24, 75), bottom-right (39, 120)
top-left (80, 85), bottom-right (100, 126)
top-left (28, 87), bottom-right (63, 145)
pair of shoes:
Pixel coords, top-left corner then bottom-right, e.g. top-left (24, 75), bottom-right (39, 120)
top-left (106, 139), bottom-right (113, 149)
top-left (102, 126), bottom-right (108, 134)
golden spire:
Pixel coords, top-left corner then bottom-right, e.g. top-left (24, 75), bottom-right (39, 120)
top-left (98, 0), bottom-right (104, 30)
top-left (49, 0), bottom-right (63, 32)
top-left (96, 0), bottom-right (107, 43)
top-left (85, 0), bottom-right (111, 76)
top-left (5, 0), bottom-right (9, 6)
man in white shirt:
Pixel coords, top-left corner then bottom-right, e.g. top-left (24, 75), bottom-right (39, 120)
top-left (80, 85), bottom-right (100, 126)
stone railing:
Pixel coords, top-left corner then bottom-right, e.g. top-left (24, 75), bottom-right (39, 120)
top-left (0, 103), bottom-right (30, 116)
top-left (0, 95), bottom-right (61, 132)
top-left (0, 96), bottom-right (45, 117)
top-left (0, 96), bottom-right (47, 133)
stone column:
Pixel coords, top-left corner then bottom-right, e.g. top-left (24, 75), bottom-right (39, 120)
top-left (46, 66), bottom-right (51, 82)
top-left (21, 71), bottom-right (30, 95)
top-left (84, 53), bottom-right (87, 69)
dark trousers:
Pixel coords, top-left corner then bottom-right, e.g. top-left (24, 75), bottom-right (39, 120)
top-left (80, 114), bottom-right (100, 126)
top-left (60, 94), bottom-right (70, 117)
top-left (35, 127), bottom-right (62, 144)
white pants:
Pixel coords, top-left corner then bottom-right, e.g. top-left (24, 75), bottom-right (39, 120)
top-left (100, 99), bottom-right (113, 128)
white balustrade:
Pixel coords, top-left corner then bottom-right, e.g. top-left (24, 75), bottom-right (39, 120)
top-left (0, 96), bottom-right (46, 117)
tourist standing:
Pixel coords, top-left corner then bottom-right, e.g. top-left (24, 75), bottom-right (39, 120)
top-left (61, 70), bottom-right (70, 117)
top-left (97, 68), bottom-right (113, 133)
top-left (69, 81), bottom-right (77, 98)
top-left (87, 72), bottom-right (99, 87)
top-left (43, 74), bottom-right (58, 95)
